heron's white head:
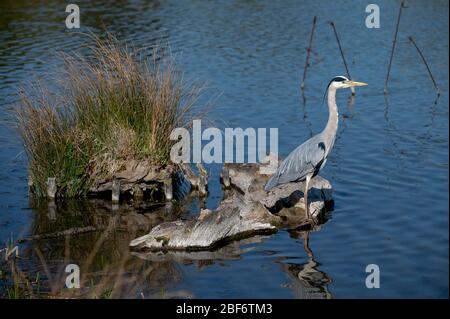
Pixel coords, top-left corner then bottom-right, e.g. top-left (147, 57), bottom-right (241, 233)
top-left (328, 76), bottom-right (368, 89)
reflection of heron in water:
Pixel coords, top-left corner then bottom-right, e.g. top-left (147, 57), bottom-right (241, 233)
top-left (265, 76), bottom-right (367, 223)
top-left (282, 230), bottom-right (332, 299)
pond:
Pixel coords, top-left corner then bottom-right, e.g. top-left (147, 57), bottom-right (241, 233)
top-left (0, 0), bottom-right (448, 298)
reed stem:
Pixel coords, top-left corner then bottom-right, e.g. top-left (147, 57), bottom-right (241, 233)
top-left (300, 16), bottom-right (317, 91)
top-left (408, 36), bottom-right (440, 96)
top-left (384, 1), bottom-right (406, 94)
top-left (329, 21), bottom-right (355, 95)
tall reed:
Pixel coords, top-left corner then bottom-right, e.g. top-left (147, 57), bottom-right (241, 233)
top-left (15, 35), bottom-right (201, 197)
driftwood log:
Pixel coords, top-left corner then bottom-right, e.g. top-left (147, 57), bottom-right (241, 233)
top-left (130, 157), bottom-right (333, 252)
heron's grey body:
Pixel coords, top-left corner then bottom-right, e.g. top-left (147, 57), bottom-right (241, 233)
top-left (264, 76), bottom-right (367, 221)
top-left (264, 81), bottom-right (339, 192)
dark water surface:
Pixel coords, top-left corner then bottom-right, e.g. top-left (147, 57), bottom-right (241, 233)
top-left (0, 0), bottom-right (448, 298)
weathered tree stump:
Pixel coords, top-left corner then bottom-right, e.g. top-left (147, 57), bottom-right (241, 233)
top-left (89, 160), bottom-right (175, 197)
top-left (130, 159), bottom-right (333, 252)
top-left (87, 160), bottom-right (206, 202)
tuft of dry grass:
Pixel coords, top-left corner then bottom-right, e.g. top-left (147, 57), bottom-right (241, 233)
top-left (15, 34), bottom-right (202, 198)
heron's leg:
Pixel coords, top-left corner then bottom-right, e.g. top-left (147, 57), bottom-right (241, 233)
top-left (304, 174), bottom-right (311, 220)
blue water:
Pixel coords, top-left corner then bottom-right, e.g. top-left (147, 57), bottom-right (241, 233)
top-left (0, 0), bottom-right (448, 298)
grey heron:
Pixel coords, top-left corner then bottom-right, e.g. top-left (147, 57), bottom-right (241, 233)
top-left (264, 76), bottom-right (367, 222)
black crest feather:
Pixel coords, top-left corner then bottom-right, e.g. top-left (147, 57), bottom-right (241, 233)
top-left (321, 76), bottom-right (348, 106)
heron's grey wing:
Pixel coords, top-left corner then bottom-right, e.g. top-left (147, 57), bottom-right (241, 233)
top-left (264, 137), bottom-right (326, 191)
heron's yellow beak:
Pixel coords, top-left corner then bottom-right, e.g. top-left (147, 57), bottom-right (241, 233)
top-left (346, 80), bottom-right (368, 87)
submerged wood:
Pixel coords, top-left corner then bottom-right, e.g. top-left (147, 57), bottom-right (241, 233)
top-left (130, 159), bottom-right (333, 251)
top-left (17, 226), bottom-right (99, 243)
top-left (132, 236), bottom-right (265, 262)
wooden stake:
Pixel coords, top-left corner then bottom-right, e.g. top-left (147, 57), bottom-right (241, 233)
top-left (28, 170), bottom-right (34, 194)
top-left (46, 177), bottom-right (56, 199)
top-left (408, 36), bottom-right (440, 96)
top-left (163, 177), bottom-right (173, 200)
top-left (301, 16), bottom-right (317, 91)
top-left (384, 1), bottom-right (406, 94)
top-left (112, 178), bottom-right (120, 203)
top-left (47, 200), bottom-right (57, 221)
top-left (329, 21), bottom-right (355, 95)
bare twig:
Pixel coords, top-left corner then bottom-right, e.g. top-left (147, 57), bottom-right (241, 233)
top-left (329, 21), bottom-right (355, 95)
top-left (300, 16), bottom-right (317, 91)
top-left (384, 1), bottom-right (407, 94)
top-left (1, 246), bottom-right (19, 261)
top-left (408, 36), bottom-right (440, 96)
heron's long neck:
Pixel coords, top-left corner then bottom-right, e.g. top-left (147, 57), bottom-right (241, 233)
top-left (322, 87), bottom-right (338, 151)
